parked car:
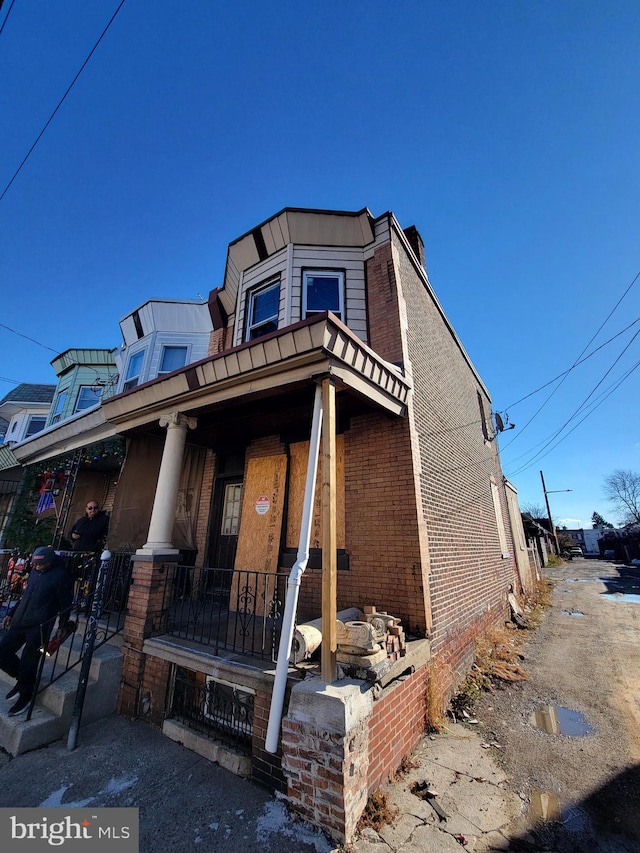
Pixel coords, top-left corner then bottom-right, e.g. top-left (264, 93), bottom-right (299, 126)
top-left (569, 546), bottom-right (583, 557)
top-left (603, 549), bottom-right (616, 560)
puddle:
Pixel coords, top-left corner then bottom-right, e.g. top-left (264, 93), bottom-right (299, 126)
top-left (529, 794), bottom-right (589, 833)
top-left (530, 791), bottom-right (561, 822)
top-left (603, 593), bottom-right (640, 604)
top-left (529, 705), bottom-right (593, 736)
top-left (562, 609), bottom-right (585, 617)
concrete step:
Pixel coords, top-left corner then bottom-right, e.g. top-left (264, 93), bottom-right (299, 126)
top-left (0, 643), bottom-right (123, 756)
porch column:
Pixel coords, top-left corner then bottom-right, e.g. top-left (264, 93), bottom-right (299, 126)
top-left (139, 411), bottom-right (197, 555)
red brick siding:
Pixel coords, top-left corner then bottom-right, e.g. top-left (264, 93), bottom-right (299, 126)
top-left (388, 230), bottom-right (520, 680)
top-left (367, 666), bottom-right (428, 791)
top-left (251, 688), bottom-right (287, 792)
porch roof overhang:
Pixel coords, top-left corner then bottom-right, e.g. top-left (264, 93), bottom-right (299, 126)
top-left (11, 407), bottom-right (117, 466)
top-left (102, 313), bottom-right (411, 432)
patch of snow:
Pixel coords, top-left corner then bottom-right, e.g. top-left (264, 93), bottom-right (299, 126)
top-left (101, 775), bottom-right (138, 796)
top-left (208, 822), bottom-right (219, 831)
top-left (39, 786), bottom-right (94, 808)
top-left (255, 801), bottom-right (332, 852)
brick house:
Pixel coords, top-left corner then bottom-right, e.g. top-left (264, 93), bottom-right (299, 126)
top-left (12, 207), bottom-right (530, 844)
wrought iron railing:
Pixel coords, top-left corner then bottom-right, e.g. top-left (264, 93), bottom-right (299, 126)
top-left (162, 565), bottom-right (287, 662)
top-left (168, 666), bottom-right (254, 753)
top-left (26, 551), bottom-right (134, 711)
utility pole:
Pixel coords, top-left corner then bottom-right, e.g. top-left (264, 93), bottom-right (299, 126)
top-left (540, 470), bottom-right (572, 555)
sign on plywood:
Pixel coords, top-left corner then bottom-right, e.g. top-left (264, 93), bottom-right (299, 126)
top-left (255, 495), bottom-right (270, 515)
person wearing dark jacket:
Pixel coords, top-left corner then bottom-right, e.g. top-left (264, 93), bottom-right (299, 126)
top-left (0, 546), bottom-right (73, 716)
top-left (68, 501), bottom-right (109, 552)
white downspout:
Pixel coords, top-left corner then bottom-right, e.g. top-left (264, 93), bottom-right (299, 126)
top-left (265, 384), bottom-right (323, 754)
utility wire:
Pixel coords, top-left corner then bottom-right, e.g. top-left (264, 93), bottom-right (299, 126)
top-left (501, 314), bottom-right (640, 411)
top-left (498, 269), bottom-right (640, 452)
top-left (505, 356), bottom-right (640, 478)
top-left (505, 328), bottom-right (640, 477)
top-left (0, 322), bottom-right (59, 353)
top-left (0, 0), bottom-right (16, 37)
top-left (0, 0), bottom-right (126, 202)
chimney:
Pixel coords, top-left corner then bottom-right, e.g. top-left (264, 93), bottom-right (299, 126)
top-left (403, 225), bottom-right (426, 270)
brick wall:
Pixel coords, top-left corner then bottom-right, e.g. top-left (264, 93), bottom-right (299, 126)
top-left (118, 557), bottom-right (177, 719)
top-left (194, 449), bottom-right (215, 565)
top-left (367, 666), bottom-right (428, 791)
top-left (384, 229), bottom-right (520, 682)
top-left (251, 688), bottom-right (287, 792)
top-left (281, 715), bottom-right (369, 844)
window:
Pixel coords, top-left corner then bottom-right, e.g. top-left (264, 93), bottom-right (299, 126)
top-left (221, 483), bottom-right (243, 535)
top-left (303, 270), bottom-right (344, 320)
top-left (50, 390), bottom-right (68, 424)
top-left (123, 350), bottom-right (145, 391)
top-left (24, 416), bottom-right (46, 438)
top-left (158, 345), bottom-right (188, 376)
top-left (246, 280), bottom-right (280, 341)
top-left (75, 386), bottom-right (103, 413)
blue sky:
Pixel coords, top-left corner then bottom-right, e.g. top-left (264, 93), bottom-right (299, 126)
top-left (1, 1), bottom-right (638, 528)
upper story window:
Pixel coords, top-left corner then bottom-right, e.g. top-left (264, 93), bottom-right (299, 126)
top-left (123, 350), bottom-right (145, 391)
top-left (158, 345), bottom-right (188, 377)
top-left (50, 390), bottom-right (68, 424)
top-left (303, 270), bottom-right (345, 321)
top-left (24, 416), bottom-right (46, 438)
top-left (75, 386), bottom-right (103, 413)
top-left (246, 279), bottom-right (280, 341)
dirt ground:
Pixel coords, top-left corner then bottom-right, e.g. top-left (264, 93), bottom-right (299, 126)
top-left (471, 555), bottom-right (640, 851)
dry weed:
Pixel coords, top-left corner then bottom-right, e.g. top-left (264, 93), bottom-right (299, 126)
top-left (356, 790), bottom-right (399, 833)
top-left (425, 654), bottom-right (453, 732)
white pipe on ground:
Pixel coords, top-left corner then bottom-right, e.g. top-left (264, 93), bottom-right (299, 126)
top-left (265, 384), bottom-right (323, 754)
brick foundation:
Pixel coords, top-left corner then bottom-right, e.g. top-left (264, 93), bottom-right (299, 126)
top-left (118, 555), bottom-right (177, 720)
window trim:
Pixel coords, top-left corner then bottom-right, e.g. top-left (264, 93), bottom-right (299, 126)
top-left (158, 344), bottom-right (189, 377)
top-left (245, 278), bottom-right (280, 342)
top-left (74, 385), bottom-right (103, 414)
top-left (23, 416), bottom-right (46, 439)
top-left (302, 268), bottom-right (345, 321)
top-left (490, 476), bottom-right (509, 558)
top-left (50, 389), bottom-right (68, 424)
top-left (123, 349), bottom-right (146, 392)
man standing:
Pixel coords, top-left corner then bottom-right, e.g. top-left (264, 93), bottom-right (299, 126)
top-left (0, 546), bottom-right (73, 717)
top-left (68, 501), bottom-right (109, 552)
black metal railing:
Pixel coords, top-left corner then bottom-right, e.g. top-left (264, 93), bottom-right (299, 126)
top-left (27, 551), bottom-right (134, 708)
top-left (162, 565), bottom-right (287, 662)
top-left (168, 666), bottom-right (254, 753)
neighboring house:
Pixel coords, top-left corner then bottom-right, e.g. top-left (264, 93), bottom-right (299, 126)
top-left (0, 383), bottom-right (56, 546)
top-left (115, 298), bottom-right (213, 394)
top-left (12, 207), bottom-right (531, 845)
top-left (47, 348), bottom-right (118, 427)
top-left (559, 526), bottom-right (587, 552)
top-left (0, 383), bottom-right (55, 446)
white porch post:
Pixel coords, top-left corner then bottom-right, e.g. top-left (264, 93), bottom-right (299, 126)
top-left (138, 411), bottom-right (197, 555)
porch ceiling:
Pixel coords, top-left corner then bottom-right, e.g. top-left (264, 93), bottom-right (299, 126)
top-left (101, 314), bottom-right (411, 434)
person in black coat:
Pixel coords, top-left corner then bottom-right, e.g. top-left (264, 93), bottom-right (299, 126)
top-left (0, 546), bottom-right (73, 716)
top-left (68, 500), bottom-right (109, 552)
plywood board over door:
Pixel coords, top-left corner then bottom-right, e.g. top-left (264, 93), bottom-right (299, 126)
top-left (286, 437), bottom-right (345, 551)
top-left (231, 454), bottom-right (288, 622)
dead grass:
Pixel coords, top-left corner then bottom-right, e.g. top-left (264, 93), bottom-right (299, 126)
top-left (425, 654), bottom-right (453, 732)
top-left (392, 753), bottom-right (419, 781)
top-left (356, 790), bottom-right (399, 833)
top-left (523, 577), bottom-right (554, 629)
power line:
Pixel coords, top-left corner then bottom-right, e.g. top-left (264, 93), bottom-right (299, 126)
top-left (0, 0), bottom-right (16, 38)
top-left (498, 269), bottom-right (640, 452)
top-left (0, 322), bottom-right (59, 353)
top-left (502, 313), bottom-right (640, 412)
top-left (505, 331), bottom-right (640, 478)
top-left (505, 356), bottom-right (640, 478)
top-left (0, 0), bottom-right (127, 202)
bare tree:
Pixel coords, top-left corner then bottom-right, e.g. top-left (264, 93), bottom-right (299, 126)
top-left (521, 502), bottom-right (547, 520)
top-left (603, 470), bottom-right (640, 525)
